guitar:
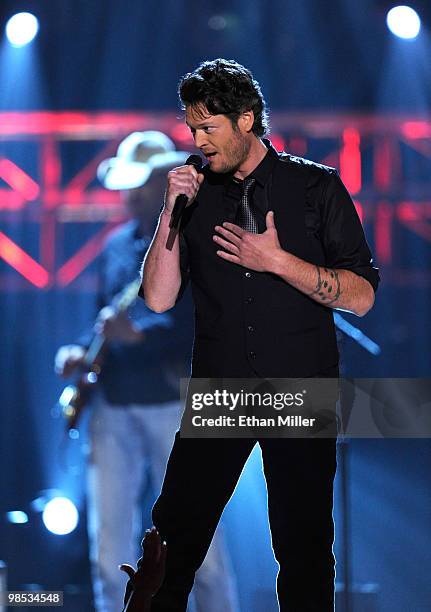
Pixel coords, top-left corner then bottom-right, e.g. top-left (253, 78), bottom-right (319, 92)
top-left (57, 278), bottom-right (142, 432)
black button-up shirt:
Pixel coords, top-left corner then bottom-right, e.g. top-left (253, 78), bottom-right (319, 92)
top-left (179, 140), bottom-right (379, 378)
top-left (217, 140), bottom-right (380, 285)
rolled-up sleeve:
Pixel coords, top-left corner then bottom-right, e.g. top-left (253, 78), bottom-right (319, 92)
top-left (320, 170), bottom-right (380, 292)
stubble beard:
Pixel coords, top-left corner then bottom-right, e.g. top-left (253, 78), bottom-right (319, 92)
top-left (218, 131), bottom-right (251, 174)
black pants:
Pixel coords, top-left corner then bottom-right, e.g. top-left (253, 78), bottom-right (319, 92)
top-left (151, 433), bottom-right (337, 611)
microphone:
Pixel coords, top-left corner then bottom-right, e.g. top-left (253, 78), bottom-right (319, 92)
top-left (169, 154), bottom-right (203, 230)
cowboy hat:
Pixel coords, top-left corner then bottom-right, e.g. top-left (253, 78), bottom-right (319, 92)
top-left (97, 131), bottom-right (189, 190)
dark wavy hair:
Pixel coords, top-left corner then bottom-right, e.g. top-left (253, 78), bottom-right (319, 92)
top-left (178, 59), bottom-right (269, 137)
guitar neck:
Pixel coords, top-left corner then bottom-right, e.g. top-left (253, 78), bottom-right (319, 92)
top-left (83, 277), bottom-right (142, 369)
top-left (83, 333), bottom-right (106, 368)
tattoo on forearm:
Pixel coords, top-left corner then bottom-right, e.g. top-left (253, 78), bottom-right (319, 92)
top-left (309, 266), bottom-right (341, 305)
top-left (325, 269), bottom-right (341, 304)
top-left (309, 265), bottom-right (323, 295)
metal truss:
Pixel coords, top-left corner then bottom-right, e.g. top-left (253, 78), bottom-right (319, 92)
top-left (0, 112), bottom-right (430, 290)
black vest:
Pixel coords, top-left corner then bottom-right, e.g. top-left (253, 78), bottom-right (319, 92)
top-left (181, 152), bottom-right (339, 378)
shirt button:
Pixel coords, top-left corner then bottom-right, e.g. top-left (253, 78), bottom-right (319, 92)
top-left (247, 325), bottom-right (254, 332)
top-left (245, 272), bottom-right (252, 278)
top-left (245, 297), bottom-right (253, 304)
top-left (249, 351), bottom-right (256, 359)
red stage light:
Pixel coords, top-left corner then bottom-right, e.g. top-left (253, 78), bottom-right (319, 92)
top-left (0, 159), bottom-right (39, 200)
top-left (0, 111), bottom-right (427, 290)
top-left (402, 121), bottom-right (431, 140)
top-left (56, 225), bottom-right (119, 287)
top-left (340, 128), bottom-right (361, 196)
top-left (0, 232), bottom-right (49, 288)
top-left (170, 123), bottom-right (194, 145)
top-left (375, 202), bottom-right (393, 264)
top-left (269, 133), bottom-right (285, 152)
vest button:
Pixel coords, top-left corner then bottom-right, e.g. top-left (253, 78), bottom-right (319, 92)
top-left (249, 351), bottom-right (256, 358)
top-left (245, 297), bottom-right (253, 304)
top-left (247, 325), bottom-right (254, 332)
top-left (245, 272), bottom-right (252, 278)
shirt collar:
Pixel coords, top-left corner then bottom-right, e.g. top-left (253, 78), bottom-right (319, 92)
top-left (247, 138), bottom-right (278, 186)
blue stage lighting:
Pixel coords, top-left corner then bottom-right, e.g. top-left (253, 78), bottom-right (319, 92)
top-left (386, 6), bottom-right (421, 39)
top-left (6, 510), bottom-right (29, 524)
top-left (42, 497), bottom-right (78, 535)
top-left (5, 12), bottom-right (39, 48)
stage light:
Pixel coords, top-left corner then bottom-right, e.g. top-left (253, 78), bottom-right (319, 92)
top-left (42, 497), bottom-right (78, 535)
top-left (6, 510), bottom-right (29, 524)
top-left (5, 12), bottom-right (39, 48)
top-left (386, 6), bottom-right (421, 40)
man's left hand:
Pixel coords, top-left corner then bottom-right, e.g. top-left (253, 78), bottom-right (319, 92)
top-left (94, 307), bottom-right (144, 344)
top-left (213, 211), bottom-right (281, 272)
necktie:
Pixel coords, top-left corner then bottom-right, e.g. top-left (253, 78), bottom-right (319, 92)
top-left (236, 177), bottom-right (258, 233)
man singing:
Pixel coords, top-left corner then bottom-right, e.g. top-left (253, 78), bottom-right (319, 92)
top-left (140, 59), bottom-right (379, 611)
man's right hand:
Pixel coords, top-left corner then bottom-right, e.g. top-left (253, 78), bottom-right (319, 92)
top-left (163, 164), bottom-right (204, 214)
top-left (54, 344), bottom-right (86, 378)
